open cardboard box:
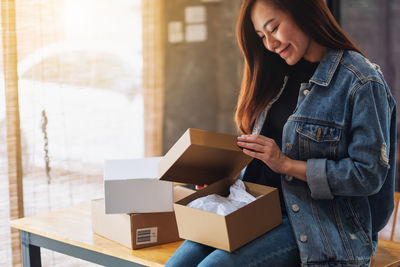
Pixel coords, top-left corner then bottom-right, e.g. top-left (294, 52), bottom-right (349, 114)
top-left (91, 186), bottom-right (195, 249)
top-left (159, 128), bottom-right (282, 252)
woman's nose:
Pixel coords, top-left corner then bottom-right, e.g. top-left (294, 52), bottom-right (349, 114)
top-left (264, 34), bottom-right (279, 52)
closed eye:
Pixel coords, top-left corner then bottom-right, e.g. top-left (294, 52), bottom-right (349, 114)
top-left (270, 25), bottom-right (279, 33)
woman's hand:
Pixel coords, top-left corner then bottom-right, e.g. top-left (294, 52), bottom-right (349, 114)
top-left (237, 134), bottom-right (307, 181)
top-left (237, 134), bottom-right (289, 174)
top-left (195, 184), bottom-right (208, 190)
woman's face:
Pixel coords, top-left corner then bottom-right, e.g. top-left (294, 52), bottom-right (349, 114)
top-left (250, 0), bottom-right (317, 65)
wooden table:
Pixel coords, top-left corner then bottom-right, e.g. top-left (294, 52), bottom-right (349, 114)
top-left (10, 202), bottom-right (400, 267)
top-left (10, 203), bottom-right (182, 267)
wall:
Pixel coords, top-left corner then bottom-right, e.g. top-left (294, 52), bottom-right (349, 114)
top-left (163, 0), bottom-right (242, 152)
top-left (342, 0), bottom-right (399, 100)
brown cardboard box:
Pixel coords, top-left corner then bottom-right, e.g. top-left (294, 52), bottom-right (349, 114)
top-left (159, 128), bottom-right (282, 252)
top-left (91, 186), bottom-right (194, 249)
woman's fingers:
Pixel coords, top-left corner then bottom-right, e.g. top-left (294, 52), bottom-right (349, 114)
top-left (195, 184), bottom-right (208, 190)
top-left (237, 134), bottom-right (287, 174)
top-left (242, 148), bottom-right (264, 159)
top-left (237, 141), bottom-right (266, 152)
top-left (237, 135), bottom-right (275, 152)
top-left (237, 134), bottom-right (272, 145)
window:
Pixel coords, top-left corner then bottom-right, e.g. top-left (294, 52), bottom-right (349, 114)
top-left (1, 0), bottom-right (143, 265)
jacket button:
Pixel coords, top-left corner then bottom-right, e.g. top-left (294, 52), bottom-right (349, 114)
top-left (285, 175), bottom-right (293, 182)
top-left (286, 143), bottom-right (292, 151)
top-left (303, 89), bottom-right (310, 96)
top-left (300, 234), bottom-right (308, 243)
top-left (291, 204), bottom-right (300, 212)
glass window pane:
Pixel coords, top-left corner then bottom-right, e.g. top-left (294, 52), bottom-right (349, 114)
top-left (1, 0), bottom-right (143, 265)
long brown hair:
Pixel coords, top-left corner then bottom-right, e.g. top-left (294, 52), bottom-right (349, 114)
top-left (235, 0), bottom-right (363, 134)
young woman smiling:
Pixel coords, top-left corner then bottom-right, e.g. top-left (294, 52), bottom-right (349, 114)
top-left (166, 1), bottom-right (396, 266)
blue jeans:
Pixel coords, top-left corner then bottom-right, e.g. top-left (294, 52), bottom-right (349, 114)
top-left (165, 216), bottom-right (300, 267)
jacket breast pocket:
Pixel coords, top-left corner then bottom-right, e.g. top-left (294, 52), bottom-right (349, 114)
top-left (296, 123), bottom-right (341, 160)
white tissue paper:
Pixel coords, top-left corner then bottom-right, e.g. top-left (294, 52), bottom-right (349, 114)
top-left (187, 179), bottom-right (256, 216)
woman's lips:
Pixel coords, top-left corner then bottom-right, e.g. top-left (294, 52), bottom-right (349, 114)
top-left (278, 45), bottom-right (290, 57)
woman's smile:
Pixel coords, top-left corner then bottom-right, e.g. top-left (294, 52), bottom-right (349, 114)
top-left (277, 44), bottom-right (290, 58)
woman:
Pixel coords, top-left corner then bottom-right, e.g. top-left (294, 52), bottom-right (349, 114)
top-left (166, 0), bottom-right (396, 266)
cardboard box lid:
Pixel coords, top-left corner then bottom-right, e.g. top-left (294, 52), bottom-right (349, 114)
top-left (158, 128), bottom-right (252, 185)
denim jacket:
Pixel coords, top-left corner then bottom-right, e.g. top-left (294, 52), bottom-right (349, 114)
top-left (258, 49), bottom-right (396, 266)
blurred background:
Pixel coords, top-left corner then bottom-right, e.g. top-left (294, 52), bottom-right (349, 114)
top-left (0, 0), bottom-right (399, 266)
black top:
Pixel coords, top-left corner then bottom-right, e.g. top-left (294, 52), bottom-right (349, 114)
top-left (243, 59), bottom-right (319, 215)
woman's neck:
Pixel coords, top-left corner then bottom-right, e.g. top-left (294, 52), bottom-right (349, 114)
top-left (304, 41), bottom-right (327, 63)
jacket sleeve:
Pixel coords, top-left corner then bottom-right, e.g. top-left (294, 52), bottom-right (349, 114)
top-left (306, 80), bottom-right (395, 200)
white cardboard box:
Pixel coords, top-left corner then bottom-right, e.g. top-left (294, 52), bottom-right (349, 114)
top-left (104, 157), bottom-right (173, 214)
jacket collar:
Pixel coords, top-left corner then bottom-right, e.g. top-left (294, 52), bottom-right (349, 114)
top-left (309, 49), bottom-right (344, 87)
